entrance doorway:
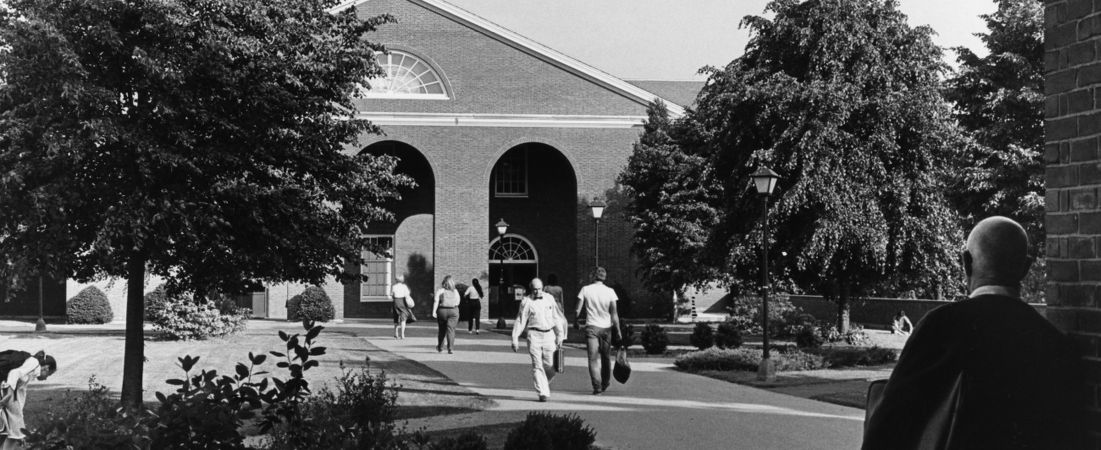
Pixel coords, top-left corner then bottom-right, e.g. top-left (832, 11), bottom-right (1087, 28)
top-left (488, 235), bottom-right (538, 319)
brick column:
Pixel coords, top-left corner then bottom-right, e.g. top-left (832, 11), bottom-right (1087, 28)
top-left (1045, 0), bottom-right (1101, 445)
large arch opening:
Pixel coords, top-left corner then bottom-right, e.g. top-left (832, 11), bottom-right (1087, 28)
top-left (349, 141), bottom-right (436, 319)
top-left (488, 142), bottom-right (577, 319)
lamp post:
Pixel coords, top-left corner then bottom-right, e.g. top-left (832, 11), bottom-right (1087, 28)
top-left (495, 218), bottom-right (509, 329)
top-left (35, 275), bottom-right (45, 332)
top-left (750, 166), bottom-right (780, 381)
top-left (589, 198), bottom-right (606, 267)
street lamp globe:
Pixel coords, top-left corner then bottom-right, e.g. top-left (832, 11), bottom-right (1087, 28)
top-left (495, 218), bottom-right (509, 236)
top-left (750, 167), bottom-right (781, 196)
top-left (589, 197), bottom-right (606, 219)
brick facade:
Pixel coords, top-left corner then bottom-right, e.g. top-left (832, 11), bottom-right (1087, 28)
top-left (1045, 0), bottom-right (1101, 444)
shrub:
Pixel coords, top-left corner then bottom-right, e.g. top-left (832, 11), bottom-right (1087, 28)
top-left (815, 346), bottom-right (899, 367)
top-left (618, 324), bottom-right (637, 349)
top-left (726, 294), bottom-right (802, 336)
top-left (640, 324), bottom-right (669, 354)
top-left (287, 286), bottom-right (335, 323)
top-left (145, 284), bottom-right (170, 322)
top-left (689, 323), bottom-right (714, 350)
top-left (24, 377), bottom-right (152, 448)
top-left (430, 431), bottom-right (488, 450)
top-left (816, 322), bottom-right (871, 346)
top-left (503, 412), bottom-right (596, 450)
top-left (795, 324), bottom-right (825, 348)
top-left (714, 322), bottom-right (744, 349)
top-left (67, 286), bottom-right (113, 324)
top-left (674, 347), bottom-right (827, 372)
top-left (152, 297), bottom-right (249, 340)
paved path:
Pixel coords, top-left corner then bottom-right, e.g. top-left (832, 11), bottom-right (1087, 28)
top-left (356, 320), bottom-right (865, 450)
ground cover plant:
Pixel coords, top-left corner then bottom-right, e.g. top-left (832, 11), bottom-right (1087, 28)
top-left (673, 347), bottom-right (827, 372)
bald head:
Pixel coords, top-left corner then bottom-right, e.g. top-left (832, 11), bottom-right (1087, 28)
top-left (964, 216), bottom-right (1032, 290)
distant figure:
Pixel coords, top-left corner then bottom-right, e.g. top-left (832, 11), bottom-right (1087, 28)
top-left (575, 267), bottom-right (622, 395)
top-left (432, 275), bottom-right (461, 354)
top-left (863, 217), bottom-right (1083, 450)
top-left (543, 273), bottom-right (564, 310)
top-left (464, 279), bottom-right (483, 334)
top-left (0, 350), bottom-right (57, 450)
top-left (512, 278), bottom-right (566, 402)
top-left (890, 310), bottom-right (913, 336)
top-left (391, 274), bottom-right (414, 339)
top-left (902, 290), bottom-right (917, 299)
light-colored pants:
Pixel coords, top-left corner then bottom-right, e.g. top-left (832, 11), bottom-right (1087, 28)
top-left (527, 329), bottom-right (558, 397)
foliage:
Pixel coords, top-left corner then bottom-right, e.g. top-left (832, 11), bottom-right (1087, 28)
top-left (149, 322), bottom-right (327, 449)
top-left (795, 324), bottom-right (825, 349)
top-left (639, 324), bottom-right (669, 354)
top-left (151, 296), bottom-right (249, 340)
top-left (287, 286), bottom-right (336, 323)
top-left (66, 286), bottom-right (113, 324)
top-left (144, 284), bottom-right (170, 322)
top-left (24, 378), bottom-right (152, 449)
top-left (714, 322), bottom-right (744, 349)
top-left (689, 323), bottom-right (715, 350)
top-left (726, 295), bottom-right (801, 336)
top-left (0, 0), bottom-right (407, 405)
top-left (673, 347), bottom-right (827, 372)
top-left (618, 101), bottom-right (722, 296)
top-left (809, 346), bottom-right (899, 367)
top-left (428, 432), bottom-right (488, 450)
top-left (503, 412), bottom-right (596, 450)
top-left (618, 324), bottom-right (637, 349)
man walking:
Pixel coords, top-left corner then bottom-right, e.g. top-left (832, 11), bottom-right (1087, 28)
top-left (512, 278), bottom-right (565, 402)
top-left (575, 267), bottom-right (621, 395)
top-left (863, 216), bottom-right (1083, 449)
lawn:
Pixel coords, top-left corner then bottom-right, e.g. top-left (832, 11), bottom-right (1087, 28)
top-left (0, 320), bottom-right (493, 430)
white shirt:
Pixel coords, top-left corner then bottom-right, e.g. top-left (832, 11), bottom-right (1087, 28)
top-left (576, 281), bottom-right (618, 328)
top-left (512, 293), bottom-right (565, 345)
top-left (5, 357), bottom-right (39, 389)
top-left (464, 286), bottom-right (481, 300)
top-left (391, 282), bottom-right (411, 299)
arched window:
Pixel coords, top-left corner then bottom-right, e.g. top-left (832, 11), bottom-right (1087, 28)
top-left (359, 51), bottom-right (448, 99)
top-left (488, 235), bottom-right (538, 263)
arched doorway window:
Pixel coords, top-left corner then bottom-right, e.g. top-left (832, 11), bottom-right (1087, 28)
top-left (488, 234), bottom-right (538, 318)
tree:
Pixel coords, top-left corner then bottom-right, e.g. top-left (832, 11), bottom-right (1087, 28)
top-left (945, 0), bottom-right (1045, 301)
top-left (0, 0), bottom-right (408, 407)
top-left (692, 0), bottom-right (963, 332)
top-left (618, 101), bottom-right (722, 315)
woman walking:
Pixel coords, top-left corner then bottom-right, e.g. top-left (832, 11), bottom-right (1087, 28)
top-left (432, 275), bottom-right (461, 353)
top-left (391, 274), bottom-right (415, 339)
top-left (464, 279), bottom-right (484, 334)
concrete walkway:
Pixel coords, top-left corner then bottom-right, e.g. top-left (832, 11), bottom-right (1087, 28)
top-left (358, 320), bottom-right (865, 450)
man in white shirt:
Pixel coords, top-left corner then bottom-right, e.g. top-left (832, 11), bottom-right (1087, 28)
top-left (512, 278), bottom-right (565, 402)
top-left (574, 267), bottom-right (622, 395)
top-left (1, 350), bottom-right (56, 449)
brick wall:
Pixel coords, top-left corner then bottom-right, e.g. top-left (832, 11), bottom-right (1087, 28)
top-left (1045, 0), bottom-right (1101, 444)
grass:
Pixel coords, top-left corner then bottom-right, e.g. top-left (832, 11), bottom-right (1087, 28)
top-left (0, 320), bottom-right (492, 430)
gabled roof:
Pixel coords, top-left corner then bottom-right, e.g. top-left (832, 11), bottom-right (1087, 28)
top-left (329, 0), bottom-right (686, 117)
top-left (626, 80), bottom-right (704, 109)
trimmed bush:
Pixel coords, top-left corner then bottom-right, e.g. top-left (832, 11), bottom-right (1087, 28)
top-left (689, 323), bottom-right (714, 350)
top-left (619, 324), bottom-right (637, 349)
top-left (640, 323), bottom-right (669, 354)
top-left (67, 286), bottom-right (113, 324)
top-left (152, 297), bottom-right (249, 340)
top-left (795, 324), bottom-right (825, 348)
top-left (714, 322), bottom-right (743, 349)
top-left (287, 286), bottom-right (335, 323)
top-left (430, 431), bottom-right (488, 450)
top-left (503, 412), bottom-right (596, 450)
top-left (144, 284), bottom-right (169, 322)
top-left (674, 347), bottom-right (827, 372)
top-left (727, 294), bottom-right (802, 336)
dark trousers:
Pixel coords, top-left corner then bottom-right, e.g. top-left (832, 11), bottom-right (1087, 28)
top-left (584, 325), bottom-right (613, 391)
top-left (436, 307), bottom-right (458, 349)
top-left (468, 306), bottom-right (481, 331)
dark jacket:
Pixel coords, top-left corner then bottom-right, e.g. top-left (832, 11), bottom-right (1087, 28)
top-left (863, 294), bottom-right (1084, 450)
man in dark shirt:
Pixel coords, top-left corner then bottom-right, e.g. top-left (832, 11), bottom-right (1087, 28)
top-left (863, 216), bottom-right (1083, 450)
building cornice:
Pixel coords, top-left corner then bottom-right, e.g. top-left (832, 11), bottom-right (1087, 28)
top-left (329, 0), bottom-right (686, 118)
top-left (356, 112), bottom-right (646, 128)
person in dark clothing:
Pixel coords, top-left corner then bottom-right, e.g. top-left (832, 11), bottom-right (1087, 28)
top-left (464, 278), bottom-right (483, 334)
top-left (863, 216), bottom-right (1084, 450)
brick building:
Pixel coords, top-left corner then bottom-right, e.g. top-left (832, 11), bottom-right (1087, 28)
top-left (1044, 0), bottom-right (1101, 444)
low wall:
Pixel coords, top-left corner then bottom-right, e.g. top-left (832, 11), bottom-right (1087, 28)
top-left (789, 295), bottom-right (1047, 329)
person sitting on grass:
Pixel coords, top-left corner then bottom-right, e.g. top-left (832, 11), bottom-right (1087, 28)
top-left (890, 310), bottom-right (913, 336)
top-left (0, 350), bottom-right (57, 450)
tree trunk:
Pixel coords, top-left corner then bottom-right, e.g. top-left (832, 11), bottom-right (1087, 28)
top-left (120, 254), bottom-right (146, 408)
top-left (837, 279), bottom-right (851, 334)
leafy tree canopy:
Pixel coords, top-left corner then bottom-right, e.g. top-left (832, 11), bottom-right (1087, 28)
top-left (0, 0), bottom-right (407, 405)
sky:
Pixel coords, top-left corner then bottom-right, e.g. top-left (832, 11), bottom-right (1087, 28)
top-left (445, 0), bottom-right (997, 81)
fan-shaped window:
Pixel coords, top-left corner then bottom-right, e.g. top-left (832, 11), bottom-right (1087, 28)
top-left (359, 51), bottom-right (448, 100)
top-left (488, 236), bottom-right (537, 263)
